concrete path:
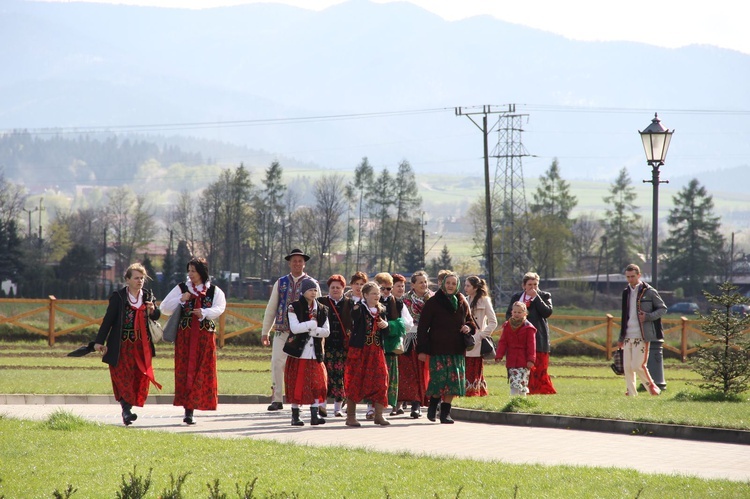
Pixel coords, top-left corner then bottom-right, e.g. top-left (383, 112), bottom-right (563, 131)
top-left (2, 403), bottom-right (749, 482)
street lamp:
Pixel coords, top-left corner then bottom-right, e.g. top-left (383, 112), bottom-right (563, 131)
top-left (639, 112), bottom-right (673, 391)
top-left (639, 113), bottom-right (673, 287)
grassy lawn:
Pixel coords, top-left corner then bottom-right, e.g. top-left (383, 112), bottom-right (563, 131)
top-left (0, 411), bottom-right (745, 499)
top-left (1, 342), bottom-right (748, 431)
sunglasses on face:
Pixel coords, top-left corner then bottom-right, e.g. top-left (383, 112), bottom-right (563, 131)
top-left (380, 287), bottom-right (392, 291)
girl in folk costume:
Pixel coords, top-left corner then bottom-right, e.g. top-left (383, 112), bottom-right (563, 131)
top-left (345, 271), bottom-right (368, 304)
top-left (317, 274), bottom-right (353, 418)
top-left (286, 278), bottom-right (331, 426)
top-left (94, 263), bottom-right (162, 426)
top-left (344, 282), bottom-right (391, 427)
top-left (399, 270), bottom-right (432, 418)
top-left (496, 302), bottom-right (537, 396)
top-left (160, 257), bottom-right (226, 425)
top-left (464, 276), bottom-right (498, 397)
top-left (417, 272), bottom-right (476, 424)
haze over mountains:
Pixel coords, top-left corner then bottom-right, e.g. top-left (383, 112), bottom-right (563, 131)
top-left (2, 0), bottom-right (750, 193)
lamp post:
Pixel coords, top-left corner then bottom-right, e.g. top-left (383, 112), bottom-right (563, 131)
top-left (639, 113), bottom-right (673, 391)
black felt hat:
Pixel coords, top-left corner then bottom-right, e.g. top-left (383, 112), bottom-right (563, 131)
top-left (285, 248), bottom-right (310, 261)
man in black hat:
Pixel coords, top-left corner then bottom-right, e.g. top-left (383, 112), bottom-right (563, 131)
top-left (261, 249), bottom-right (321, 410)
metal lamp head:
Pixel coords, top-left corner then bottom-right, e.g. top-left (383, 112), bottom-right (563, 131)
top-left (639, 113), bottom-right (673, 165)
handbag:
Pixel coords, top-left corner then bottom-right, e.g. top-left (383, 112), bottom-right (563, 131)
top-left (148, 319), bottom-right (163, 343)
top-left (462, 332), bottom-right (475, 349)
top-left (611, 348), bottom-right (624, 375)
top-left (283, 332), bottom-right (308, 358)
top-left (162, 312), bottom-right (181, 343)
top-left (480, 335), bottom-right (496, 360)
top-left (384, 318), bottom-right (406, 354)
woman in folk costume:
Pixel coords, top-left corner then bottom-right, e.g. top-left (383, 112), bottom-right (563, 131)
top-left (505, 272), bottom-right (556, 394)
top-left (496, 301), bottom-right (537, 396)
top-left (94, 263), bottom-right (162, 426)
top-left (417, 271), bottom-right (476, 424)
top-left (384, 273), bottom-right (413, 416)
top-left (317, 274), bottom-right (353, 418)
top-left (345, 271), bottom-right (368, 304)
top-left (463, 276), bottom-right (498, 397)
top-left (399, 270), bottom-right (432, 418)
top-left (159, 257), bottom-right (226, 425)
top-left (344, 282), bottom-right (391, 427)
top-left (286, 278), bottom-right (331, 426)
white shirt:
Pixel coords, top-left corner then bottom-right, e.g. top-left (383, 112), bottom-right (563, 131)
top-left (625, 284), bottom-right (642, 338)
top-left (287, 302), bottom-right (330, 359)
top-left (159, 281), bottom-right (227, 321)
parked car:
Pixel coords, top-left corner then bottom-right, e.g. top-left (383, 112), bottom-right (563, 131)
top-left (667, 302), bottom-right (700, 315)
top-left (730, 304), bottom-right (750, 316)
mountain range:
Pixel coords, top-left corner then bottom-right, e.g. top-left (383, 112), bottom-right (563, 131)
top-left (1, 0), bottom-right (749, 193)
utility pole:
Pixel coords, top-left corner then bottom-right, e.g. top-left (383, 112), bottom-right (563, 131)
top-left (455, 105), bottom-right (515, 299)
top-left (37, 198), bottom-right (45, 248)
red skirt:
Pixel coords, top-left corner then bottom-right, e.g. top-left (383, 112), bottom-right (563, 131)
top-left (344, 344), bottom-right (388, 406)
top-left (110, 338), bottom-right (152, 407)
top-left (465, 356), bottom-right (488, 397)
top-left (397, 348), bottom-right (429, 405)
top-left (174, 326), bottom-right (218, 410)
top-left (528, 352), bottom-right (557, 394)
top-left (284, 357), bottom-right (328, 405)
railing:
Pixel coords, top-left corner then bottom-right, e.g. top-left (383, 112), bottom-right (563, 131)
top-left (1, 298), bottom-right (747, 360)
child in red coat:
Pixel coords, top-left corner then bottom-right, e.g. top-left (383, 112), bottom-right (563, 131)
top-left (495, 302), bottom-right (537, 396)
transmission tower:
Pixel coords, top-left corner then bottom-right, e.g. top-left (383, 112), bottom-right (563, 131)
top-left (491, 112), bottom-right (532, 306)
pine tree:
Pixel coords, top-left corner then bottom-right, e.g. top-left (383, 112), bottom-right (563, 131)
top-left (601, 167), bottom-right (640, 273)
top-left (662, 179), bottom-right (725, 298)
top-left (528, 159), bottom-right (577, 278)
top-left (690, 282), bottom-right (750, 397)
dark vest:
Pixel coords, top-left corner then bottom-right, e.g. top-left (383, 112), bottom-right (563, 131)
top-left (289, 299), bottom-right (329, 362)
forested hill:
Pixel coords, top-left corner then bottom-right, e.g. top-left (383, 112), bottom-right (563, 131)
top-left (0, 131), bottom-right (203, 189)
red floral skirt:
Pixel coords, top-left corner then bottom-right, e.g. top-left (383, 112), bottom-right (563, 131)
top-left (344, 344), bottom-right (388, 406)
top-left (528, 352), bottom-right (557, 394)
top-left (174, 326), bottom-right (218, 410)
top-left (110, 338), bottom-right (152, 407)
top-left (465, 356), bottom-right (488, 397)
top-left (284, 357), bottom-right (328, 405)
top-left (397, 348), bottom-right (429, 405)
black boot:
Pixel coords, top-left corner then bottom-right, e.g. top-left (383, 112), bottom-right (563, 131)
top-left (311, 406), bottom-right (326, 426)
top-left (410, 401), bottom-right (422, 419)
top-left (183, 408), bottom-right (195, 425)
top-left (426, 397), bottom-right (440, 422)
top-left (291, 408), bottom-right (305, 426)
top-left (439, 402), bottom-right (454, 424)
top-left (120, 400), bottom-right (137, 426)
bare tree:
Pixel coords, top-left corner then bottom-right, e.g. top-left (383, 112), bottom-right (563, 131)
top-left (0, 171), bottom-right (25, 227)
top-left (106, 187), bottom-right (157, 279)
top-left (570, 213), bottom-right (602, 274)
top-left (313, 174), bottom-right (346, 278)
top-left (170, 190), bottom-right (200, 256)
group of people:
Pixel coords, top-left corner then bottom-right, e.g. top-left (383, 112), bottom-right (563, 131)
top-left (92, 258), bottom-right (226, 426)
top-left (260, 250), bottom-right (560, 428)
top-left (89, 247), bottom-right (663, 428)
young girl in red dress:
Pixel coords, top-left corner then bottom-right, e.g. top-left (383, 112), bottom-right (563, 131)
top-left (285, 278), bottom-right (330, 426)
top-left (496, 302), bottom-right (537, 396)
top-left (344, 282), bottom-right (391, 427)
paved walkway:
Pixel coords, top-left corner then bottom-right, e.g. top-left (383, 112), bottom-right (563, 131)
top-left (2, 403), bottom-right (749, 482)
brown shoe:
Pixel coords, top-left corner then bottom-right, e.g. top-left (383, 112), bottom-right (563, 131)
top-left (373, 403), bottom-right (391, 426)
top-left (345, 399), bottom-right (361, 427)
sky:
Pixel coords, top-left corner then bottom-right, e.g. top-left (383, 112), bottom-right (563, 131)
top-left (41, 0), bottom-right (750, 55)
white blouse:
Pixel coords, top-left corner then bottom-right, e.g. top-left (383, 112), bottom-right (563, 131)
top-left (159, 281), bottom-right (227, 321)
top-left (288, 302), bottom-right (331, 360)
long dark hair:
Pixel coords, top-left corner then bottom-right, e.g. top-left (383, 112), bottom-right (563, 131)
top-left (187, 257), bottom-right (209, 284)
top-left (465, 275), bottom-right (488, 311)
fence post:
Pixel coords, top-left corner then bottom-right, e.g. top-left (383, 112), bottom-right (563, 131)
top-left (218, 313), bottom-right (226, 349)
top-left (681, 317), bottom-right (688, 362)
top-left (48, 295), bottom-right (57, 346)
top-left (605, 314), bottom-right (614, 360)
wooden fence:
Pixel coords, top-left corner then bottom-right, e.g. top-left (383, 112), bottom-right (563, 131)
top-left (1, 297), bottom-right (747, 361)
